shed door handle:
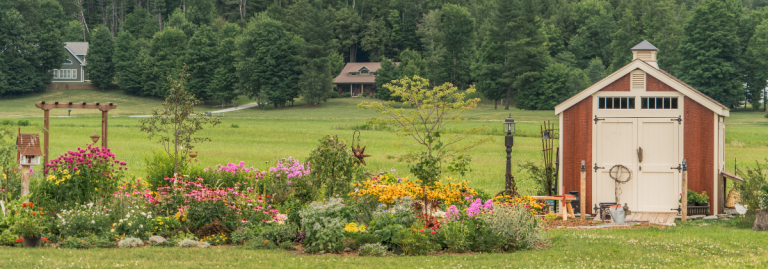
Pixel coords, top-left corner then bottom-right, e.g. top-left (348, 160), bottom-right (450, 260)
top-left (637, 147), bottom-right (643, 163)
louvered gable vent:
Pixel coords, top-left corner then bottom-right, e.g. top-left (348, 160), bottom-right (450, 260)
top-left (631, 70), bottom-right (646, 91)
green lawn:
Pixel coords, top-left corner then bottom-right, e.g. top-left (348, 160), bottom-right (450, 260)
top-left (1, 88), bottom-right (766, 194)
top-left (0, 218), bottom-right (766, 268)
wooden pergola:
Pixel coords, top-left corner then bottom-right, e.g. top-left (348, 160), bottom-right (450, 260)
top-left (34, 101), bottom-right (118, 167)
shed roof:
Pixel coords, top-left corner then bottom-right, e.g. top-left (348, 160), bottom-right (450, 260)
top-left (334, 62), bottom-right (383, 84)
top-left (631, 40), bottom-right (659, 51)
top-left (17, 134), bottom-right (42, 156)
top-left (554, 59), bottom-right (729, 116)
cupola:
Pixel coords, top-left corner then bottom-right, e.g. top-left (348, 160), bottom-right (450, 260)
top-left (631, 40), bottom-right (659, 69)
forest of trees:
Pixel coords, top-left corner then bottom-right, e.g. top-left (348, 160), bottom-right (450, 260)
top-left (3, 0), bottom-right (768, 110)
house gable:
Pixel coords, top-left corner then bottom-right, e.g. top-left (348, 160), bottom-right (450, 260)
top-left (555, 59), bottom-right (729, 116)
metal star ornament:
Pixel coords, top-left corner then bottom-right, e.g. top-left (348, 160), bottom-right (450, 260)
top-left (352, 143), bottom-right (371, 165)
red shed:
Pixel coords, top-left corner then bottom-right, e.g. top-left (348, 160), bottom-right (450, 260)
top-left (555, 41), bottom-right (729, 216)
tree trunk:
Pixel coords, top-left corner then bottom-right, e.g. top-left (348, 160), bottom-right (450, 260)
top-left (158, 11), bottom-right (163, 31)
top-left (505, 86), bottom-right (511, 110)
top-left (754, 209), bottom-right (768, 231)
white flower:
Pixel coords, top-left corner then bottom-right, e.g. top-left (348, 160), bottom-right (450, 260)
top-left (91, 220), bottom-right (95, 224)
top-left (140, 224), bottom-right (143, 228)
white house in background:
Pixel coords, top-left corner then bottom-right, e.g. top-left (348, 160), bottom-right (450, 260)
top-left (51, 42), bottom-right (88, 83)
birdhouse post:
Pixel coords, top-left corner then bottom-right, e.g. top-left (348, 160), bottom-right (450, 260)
top-left (17, 130), bottom-right (43, 201)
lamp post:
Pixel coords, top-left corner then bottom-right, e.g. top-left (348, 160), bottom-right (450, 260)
top-left (504, 115), bottom-right (517, 196)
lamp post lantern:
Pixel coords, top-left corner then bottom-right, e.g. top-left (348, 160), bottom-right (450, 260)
top-left (503, 115), bottom-right (517, 196)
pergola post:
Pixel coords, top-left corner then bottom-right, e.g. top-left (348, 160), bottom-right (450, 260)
top-left (102, 110), bottom-right (108, 148)
top-left (44, 109), bottom-right (49, 167)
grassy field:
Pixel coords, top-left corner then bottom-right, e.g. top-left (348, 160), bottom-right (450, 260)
top-left (1, 88), bottom-right (766, 194)
top-left (0, 217), bottom-right (766, 268)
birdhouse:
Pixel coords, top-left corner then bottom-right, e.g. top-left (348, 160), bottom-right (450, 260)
top-left (17, 133), bottom-right (43, 166)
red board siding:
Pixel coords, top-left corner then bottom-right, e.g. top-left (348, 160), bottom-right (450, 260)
top-left (684, 97), bottom-right (715, 213)
top-left (647, 75), bottom-right (676, 92)
top-left (562, 96), bottom-right (593, 214)
top-left (600, 73), bottom-right (630, 92)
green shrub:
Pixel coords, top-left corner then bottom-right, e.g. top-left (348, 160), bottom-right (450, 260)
top-left (40, 144), bottom-right (126, 206)
top-left (469, 218), bottom-right (503, 253)
top-left (330, 91), bottom-right (340, 98)
top-left (369, 199), bottom-right (416, 231)
top-left (359, 243), bottom-right (388, 257)
top-left (200, 233), bottom-right (228, 245)
top-left (0, 231), bottom-right (18, 246)
top-left (117, 237), bottom-right (144, 248)
top-left (57, 203), bottom-right (112, 238)
top-left (349, 232), bottom-right (380, 250)
top-left (300, 198), bottom-right (350, 253)
top-left (260, 223), bottom-right (297, 245)
top-left (279, 241), bottom-right (295, 250)
top-left (439, 220), bottom-right (471, 253)
top-left (16, 119), bottom-right (30, 126)
top-left (736, 160), bottom-right (768, 213)
top-left (230, 226), bottom-right (260, 245)
top-left (485, 203), bottom-right (548, 251)
top-left (60, 235), bottom-right (114, 249)
top-left (0, 119), bottom-right (11, 125)
top-left (231, 123), bottom-right (239, 128)
top-left (144, 151), bottom-right (186, 189)
top-left (341, 93), bottom-right (351, 98)
top-left (394, 224), bottom-right (439, 256)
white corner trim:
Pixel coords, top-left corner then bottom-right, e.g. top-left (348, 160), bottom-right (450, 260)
top-left (555, 60), bottom-right (729, 117)
top-left (65, 47), bottom-right (85, 65)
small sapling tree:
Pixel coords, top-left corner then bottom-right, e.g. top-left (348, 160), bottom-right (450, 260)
top-left (307, 135), bottom-right (364, 197)
top-left (140, 65), bottom-right (221, 174)
top-left (359, 76), bottom-right (491, 217)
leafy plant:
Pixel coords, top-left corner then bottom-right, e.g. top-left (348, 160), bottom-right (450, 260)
top-left (307, 135), bottom-right (364, 198)
top-left (139, 65), bottom-right (221, 174)
top-left (201, 233), bottom-right (228, 245)
top-left (144, 151), bottom-right (186, 189)
top-left (485, 202), bottom-right (549, 251)
top-left (439, 220), bottom-right (471, 253)
top-left (118, 237), bottom-right (144, 248)
top-left (359, 242), bottom-right (388, 257)
top-left (40, 144), bottom-right (126, 206)
top-left (736, 160), bottom-right (768, 213)
top-left (259, 223), bottom-right (297, 245)
top-left (299, 198), bottom-right (350, 253)
top-left (56, 203), bottom-right (112, 238)
top-left (60, 235), bottom-right (114, 249)
top-left (10, 202), bottom-right (46, 238)
top-left (395, 224), bottom-right (439, 255)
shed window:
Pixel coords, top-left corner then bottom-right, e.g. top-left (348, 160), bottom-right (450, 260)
top-left (641, 97), bottom-right (678, 109)
top-left (598, 97), bottom-right (635, 109)
top-left (64, 59), bottom-right (73, 65)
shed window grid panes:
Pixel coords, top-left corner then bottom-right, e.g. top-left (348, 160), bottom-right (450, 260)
top-left (598, 97), bottom-right (635, 109)
top-left (641, 97), bottom-right (678, 109)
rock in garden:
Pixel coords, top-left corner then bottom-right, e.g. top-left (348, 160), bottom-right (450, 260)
top-left (688, 215), bottom-right (704, 221)
top-left (344, 247), bottom-right (353, 252)
top-left (717, 214), bottom-right (731, 220)
top-left (703, 216), bottom-right (718, 221)
top-left (149, 236), bottom-right (167, 244)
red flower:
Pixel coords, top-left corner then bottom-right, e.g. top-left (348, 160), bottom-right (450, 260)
top-left (32, 211), bottom-right (36, 216)
top-left (431, 231), bottom-right (436, 234)
top-left (15, 238), bottom-right (23, 243)
top-left (28, 202), bottom-right (34, 207)
top-left (21, 203), bottom-right (26, 208)
top-left (42, 237), bottom-right (49, 242)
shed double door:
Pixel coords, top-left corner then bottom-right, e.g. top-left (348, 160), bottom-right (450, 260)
top-left (594, 118), bottom-right (681, 212)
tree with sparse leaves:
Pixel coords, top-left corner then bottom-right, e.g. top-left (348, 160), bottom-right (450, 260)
top-left (139, 65), bottom-right (221, 174)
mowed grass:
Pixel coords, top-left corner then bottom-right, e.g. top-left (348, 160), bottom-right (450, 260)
top-left (0, 218), bottom-right (766, 268)
top-left (1, 88), bottom-right (767, 194)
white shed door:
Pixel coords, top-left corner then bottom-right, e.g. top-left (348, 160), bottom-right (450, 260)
top-left (637, 118), bottom-right (680, 212)
top-left (594, 118), bottom-right (637, 209)
top-left (594, 118), bottom-right (680, 212)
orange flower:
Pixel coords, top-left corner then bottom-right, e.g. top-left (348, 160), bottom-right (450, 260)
top-left (32, 211), bottom-right (36, 216)
top-left (28, 202), bottom-right (34, 207)
top-left (21, 203), bottom-right (26, 208)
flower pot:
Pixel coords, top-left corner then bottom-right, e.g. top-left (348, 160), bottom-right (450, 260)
top-left (23, 235), bottom-right (41, 248)
top-left (687, 203), bottom-right (696, 207)
top-left (696, 202), bottom-right (709, 207)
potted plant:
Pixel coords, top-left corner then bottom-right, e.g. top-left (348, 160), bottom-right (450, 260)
top-left (697, 191), bottom-right (710, 207)
top-left (10, 202), bottom-right (46, 248)
top-left (686, 189), bottom-right (698, 207)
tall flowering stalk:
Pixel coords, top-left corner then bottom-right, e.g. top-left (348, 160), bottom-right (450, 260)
top-left (41, 144), bottom-right (126, 205)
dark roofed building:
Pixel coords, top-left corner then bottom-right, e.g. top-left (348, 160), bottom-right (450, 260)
top-left (333, 62), bottom-right (383, 97)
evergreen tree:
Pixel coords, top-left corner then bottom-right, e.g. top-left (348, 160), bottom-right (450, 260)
top-left (361, 18), bottom-right (392, 61)
top-left (374, 58), bottom-right (400, 100)
top-left (114, 31), bottom-right (139, 94)
top-left (296, 1), bottom-right (338, 106)
top-left (568, 0), bottom-right (616, 69)
top-left (211, 23), bottom-right (241, 106)
top-left (168, 8), bottom-right (197, 38)
top-left (744, 19), bottom-right (768, 111)
top-left (334, 7), bottom-right (362, 62)
top-left (137, 44), bottom-right (158, 97)
top-left (417, 9), bottom-right (447, 86)
top-left (186, 0), bottom-right (215, 26)
top-left (676, 0), bottom-right (743, 107)
top-left (472, 33), bottom-right (506, 109)
top-left (151, 27), bottom-right (187, 97)
top-left (236, 14), bottom-right (299, 107)
top-left (585, 57), bottom-right (606, 84)
top-left (523, 62), bottom-right (590, 110)
top-left (184, 25), bottom-right (218, 100)
top-left (87, 27), bottom-right (115, 90)
top-left (0, 7), bottom-right (43, 96)
top-left (440, 4), bottom-right (475, 89)
top-left (124, 7), bottom-right (158, 40)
